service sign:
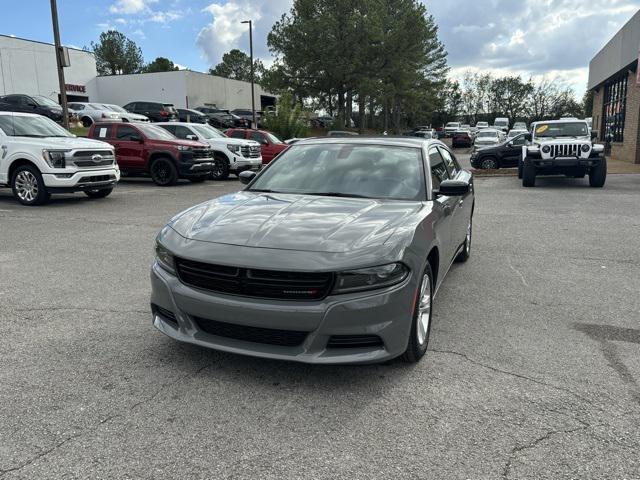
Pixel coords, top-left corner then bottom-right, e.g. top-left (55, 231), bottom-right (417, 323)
top-left (65, 84), bottom-right (86, 93)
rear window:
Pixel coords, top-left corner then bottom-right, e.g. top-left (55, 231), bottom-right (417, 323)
top-left (91, 125), bottom-right (113, 139)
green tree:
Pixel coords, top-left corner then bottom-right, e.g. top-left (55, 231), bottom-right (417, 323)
top-left (90, 30), bottom-right (144, 75)
top-left (583, 90), bottom-right (594, 118)
top-left (142, 57), bottom-right (179, 73)
top-left (209, 49), bottom-right (264, 82)
top-left (262, 92), bottom-right (308, 140)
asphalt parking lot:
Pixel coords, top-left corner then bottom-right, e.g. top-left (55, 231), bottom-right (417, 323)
top-left (1, 166), bottom-right (640, 479)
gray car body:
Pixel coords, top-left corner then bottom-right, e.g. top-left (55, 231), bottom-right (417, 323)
top-left (150, 137), bottom-right (474, 364)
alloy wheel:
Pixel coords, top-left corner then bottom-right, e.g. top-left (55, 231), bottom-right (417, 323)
top-left (481, 158), bottom-right (497, 169)
top-left (152, 162), bottom-right (170, 185)
top-left (211, 158), bottom-right (224, 178)
top-left (15, 171), bottom-right (39, 203)
top-left (417, 274), bottom-right (432, 345)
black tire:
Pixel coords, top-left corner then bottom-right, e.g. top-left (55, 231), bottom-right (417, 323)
top-left (589, 157), bottom-right (607, 188)
top-left (209, 154), bottom-right (230, 180)
top-left (517, 160), bottom-right (523, 179)
top-left (401, 263), bottom-right (434, 363)
top-left (11, 164), bottom-right (50, 206)
top-left (84, 188), bottom-right (113, 199)
top-left (522, 163), bottom-right (536, 187)
top-left (81, 117), bottom-right (93, 128)
top-left (455, 213), bottom-right (472, 263)
top-left (188, 176), bottom-right (207, 183)
top-left (150, 157), bottom-right (178, 186)
top-left (480, 157), bottom-right (498, 170)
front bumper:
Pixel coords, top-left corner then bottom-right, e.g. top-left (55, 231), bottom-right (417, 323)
top-left (42, 168), bottom-right (120, 192)
top-left (150, 262), bottom-right (415, 364)
top-left (526, 155), bottom-right (604, 168)
top-left (178, 154), bottom-right (214, 176)
top-left (232, 156), bottom-right (262, 171)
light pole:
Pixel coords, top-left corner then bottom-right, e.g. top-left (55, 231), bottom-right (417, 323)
top-left (241, 20), bottom-right (256, 129)
top-left (50, 0), bottom-right (69, 129)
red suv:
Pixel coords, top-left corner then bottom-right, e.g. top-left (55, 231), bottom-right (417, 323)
top-left (225, 128), bottom-right (288, 164)
top-left (88, 122), bottom-right (214, 186)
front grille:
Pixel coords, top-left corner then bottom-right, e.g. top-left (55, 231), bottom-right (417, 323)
top-left (241, 145), bottom-right (261, 158)
top-left (192, 148), bottom-right (212, 159)
top-left (327, 335), bottom-right (384, 349)
top-left (72, 150), bottom-right (114, 157)
top-left (550, 144), bottom-right (580, 157)
top-left (72, 150), bottom-right (116, 168)
top-left (175, 258), bottom-right (334, 300)
top-left (78, 174), bottom-right (116, 183)
top-left (73, 158), bottom-right (115, 167)
top-left (193, 316), bottom-right (308, 347)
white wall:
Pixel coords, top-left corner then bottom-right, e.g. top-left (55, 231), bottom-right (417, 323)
top-left (0, 35), bottom-right (96, 100)
top-left (184, 71), bottom-right (274, 110)
top-left (88, 71), bottom-right (187, 107)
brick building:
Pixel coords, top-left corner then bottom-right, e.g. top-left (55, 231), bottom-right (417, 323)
top-left (588, 9), bottom-right (640, 164)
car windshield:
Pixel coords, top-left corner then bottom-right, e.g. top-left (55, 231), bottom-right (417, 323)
top-left (105, 105), bottom-right (126, 113)
top-left (494, 120), bottom-right (508, 126)
top-left (446, 122), bottom-right (459, 127)
top-left (33, 95), bottom-right (60, 108)
top-left (508, 130), bottom-right (526, 138)
top-left (248, 144), bottom-right (425, 201)
top-left (478, 131), bottom-right (498, 138)
top-left (89, 103), bottom-right (108, 110)
top-left (191, 124), bottom-right (226, 139)
top-left (138, 124), bottom-right (177, 140)
top-left (0, 114), bottom-right (72, 137)
top-left (477, 122), bottom-right (488, 127)
top-left (267, 132), bottom-right (283, 143)
top-left (534, 122), bottom-right (589, 138)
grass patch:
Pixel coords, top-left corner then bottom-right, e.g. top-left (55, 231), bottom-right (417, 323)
top-left (70, 126), bottom-right (89, 137)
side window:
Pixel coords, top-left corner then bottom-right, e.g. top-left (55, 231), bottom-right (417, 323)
top-left (439, 147), bottom-right (460, 176)
top-left (429, 148), bottom-right (450, 191)
top-left (512, 136), bottom-right (526, 146)
top-left (3, 96), bottom-right (19, 105)
top-left (173, 125), bottom-right (193, 139)
top-left (116, 125), bottom-right (140, 140)
top-left (230, 130), bottom-right (245, 139)
top-left (250, 132), bottom-right (266, 144)
top-left (124, 103), bottom-right (136, 111)
top-left (161, 125), bottom-right (176, 135)
top-left (91, 125), bottom-right (112, 139)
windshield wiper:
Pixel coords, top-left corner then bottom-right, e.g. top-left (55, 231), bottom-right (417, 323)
top-left (304, 192), bottom-right (371, 199)
top-left (13, 134), bottom-right (46, 138)
top-left (248, 188), bottom-right (284, 194)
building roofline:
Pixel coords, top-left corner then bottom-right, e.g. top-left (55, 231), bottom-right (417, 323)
top-left (0, 34), bottom-right (93, 55)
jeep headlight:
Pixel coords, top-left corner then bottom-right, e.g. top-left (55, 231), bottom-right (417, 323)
top-left (332, 263), bottom-right (409, 294)
top-left (155, 242), bottom-right (176, 275)
top-left (581, 144), bottom-right (590, 153)
top-left (541, 145), bottom-right (551, 154)
top-left (42, 149), bottom-right (68, 168)
top-left (227, 144), bottom-right (241, 154)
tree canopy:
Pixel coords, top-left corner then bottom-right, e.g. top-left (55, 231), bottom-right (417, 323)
top-left (209, 49), bottom-right (265, 82)
top-left (141, 57), bottom-right (180, 73)
top-left (90, 30), bottom-right (144, 75)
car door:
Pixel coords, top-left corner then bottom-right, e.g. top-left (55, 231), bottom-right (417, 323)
top-left (501, 134), bottom-right (526, 167)
top-left (114, 124), bottom-right (145, 171)
top-left (428, 147), bottom-right (456, 265)
top-left (249, 131), bottom-right (272, 161)
top-left (438, 146), bottom-right (473, 249)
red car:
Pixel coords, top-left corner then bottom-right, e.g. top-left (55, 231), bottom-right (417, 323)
top-left (88, 122), bottom-right (214, 186)
top-left (225, 128), bottom-right (288, 164)
top-left (452, 130), bottom-right (473, 149)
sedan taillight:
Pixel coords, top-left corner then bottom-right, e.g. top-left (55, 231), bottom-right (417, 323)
top-left (160, 111), bottom-right (169, 117)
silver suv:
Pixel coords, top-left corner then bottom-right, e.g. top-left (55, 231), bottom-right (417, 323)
top-left (520, 119), bottom-right (605, 188)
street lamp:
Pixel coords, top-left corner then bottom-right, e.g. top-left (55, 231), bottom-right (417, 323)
top-left (241, 20), bottom-right (256, 129)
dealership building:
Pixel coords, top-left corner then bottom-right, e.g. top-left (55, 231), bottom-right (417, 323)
top-left (588, 9), bottom-right (640, 164)
top-left (0, 34), bottom-right (276, 112)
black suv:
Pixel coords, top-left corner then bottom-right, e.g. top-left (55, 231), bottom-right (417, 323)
top-left (122, 101), bottom-right (178, 122)
top-left (470, 132), bottom-right (528, 169)
top-left (0, 94), bottom-right (64, 123)
top-left (177, 108), bottom-right (208, 123)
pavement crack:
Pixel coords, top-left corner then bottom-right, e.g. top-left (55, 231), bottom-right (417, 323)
top-left (430, 349), bottom-right (596, 407)
top-left (0, 434), bottom-right (80, 478)
top-left (506, 257), bottom-right (529, 287)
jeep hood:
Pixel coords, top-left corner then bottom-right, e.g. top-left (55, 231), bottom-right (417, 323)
top-left (169, 191), bottom-right (423, 253)
top-left (11, 136), bottom-right (113, 150)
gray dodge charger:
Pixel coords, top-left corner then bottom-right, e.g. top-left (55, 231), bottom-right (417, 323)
top-left (151, 137), bottom-right (474, 364)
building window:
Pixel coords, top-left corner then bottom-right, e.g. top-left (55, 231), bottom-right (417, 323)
top-left (602, 72), bottom-right (628, 142)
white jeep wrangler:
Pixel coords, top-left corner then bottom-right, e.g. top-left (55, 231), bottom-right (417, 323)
top-left (0, 112), bottom-right (120, 205)
top-left (519, 119), bottom-right (605, 188)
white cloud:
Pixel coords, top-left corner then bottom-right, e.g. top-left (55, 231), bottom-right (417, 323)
top-left (149, 10), bottom-right (182, 23)
top-left (197, 1), bottom-right (263, 66)
top-left (109, 0), bottom-right (158, 14)
top-left (132, 29), bottom-right (146, 39)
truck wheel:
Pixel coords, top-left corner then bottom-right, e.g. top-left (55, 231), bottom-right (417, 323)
top-left (402, 263), bottom-right (434, 363)
top-left (84, 188), bottom-right (113, 199)
top-left (481, 157), bottom-right (498, 169)
top-left (209, 154), bottom-right (230, 180)
top-left (517, 159), bottom-right (523, 179)
top-left (589, 157), bottom-right (607, 188)
top-left (81, 117), bottom-right (93, 127)
top-left (11, 164), bottom-right (50, 206)
top-left (522, 163), bottom-right (536, 187)
top-left (150, 157), bottom-right (178, 186)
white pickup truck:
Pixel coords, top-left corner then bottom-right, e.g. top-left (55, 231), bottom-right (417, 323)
top-left (0, 112), bottom-right (120, 206)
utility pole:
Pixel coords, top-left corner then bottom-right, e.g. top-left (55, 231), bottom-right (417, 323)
top-left (50, 0), bottom-right (69, 129)
top-left (241, 20), bottom-right (256, 129)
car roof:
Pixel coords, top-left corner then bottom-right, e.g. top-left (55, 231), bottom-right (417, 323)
top-left (292, 136), bottom-right (445, 149)
top-left (155, 121), bottom-right (198, 126)
top-left (0, 111), bottom-right (43, 118)
top-left (531, 118), bottom-right (588, 126)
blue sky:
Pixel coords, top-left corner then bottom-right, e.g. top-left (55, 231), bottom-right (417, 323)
top-left (1, 0), bottom-right (639, 94)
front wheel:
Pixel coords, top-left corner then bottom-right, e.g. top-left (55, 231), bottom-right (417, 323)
top-left (81, 117), bottom-right (93, 128)
top-left (401, 263), bottom-right (434, 363)
top-left (522, 163), bottom-right (536, 187)
top-left (150, 157), bottom-right (178, 186)
top-left (11, 165), bottom-right (50, 206)
top-left (84, 188), bottom-right (113, 199)
top-left (589, 157), bottom-right (607, 188)
top-left (517, 159), bottom-right (523, 179)
top-left (481, 157), bottom-right (498, 170)
top-left (209, 155), bottom-right (230, 180)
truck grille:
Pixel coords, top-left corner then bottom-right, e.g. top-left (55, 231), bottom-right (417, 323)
top-left (192, 148), bottom-right (212, 160)
top-left (72, 150), bottom-right (116, 167)
top-left (550, 144), bottom-right (580, 157)
top-left (193, 316), bottom-right (308, 347)
top-left (241, 145), bottom-right (261, 158)
top-left (175, 258), bottom-right (334, 300)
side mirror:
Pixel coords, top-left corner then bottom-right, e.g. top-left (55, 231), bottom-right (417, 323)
top-left (186, 134), bottom-right (198, 140)
top-left (507, 141), bottom-right (514, 147)
top-left (524, 133), bottom-right (532, 142)
top-left (591, 130), bottom-right (598, 140)
top-left (435, 179), bottom-right (470, 196)
top-left (239, 170), bottom-right (256, 185)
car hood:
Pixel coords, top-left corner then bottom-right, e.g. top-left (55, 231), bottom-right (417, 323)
top-left (12, 136), bottom-right (113, 150)
top-left (208, 137), bottom-right (260, 147)
top-left (169, 191), bottom-right (423, 253)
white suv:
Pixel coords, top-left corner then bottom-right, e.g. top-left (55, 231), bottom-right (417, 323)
top-left (156, 122), bottom-right (262, 180)
top-left (0, 112), bottom-right (120, 205)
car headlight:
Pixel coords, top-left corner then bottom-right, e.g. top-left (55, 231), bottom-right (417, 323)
top-left (176, 145), bottom-right (191, 151)
top-left (541, 145), bottom-right (550, 154)
top-left (527, 146), bottom-right (540, 152)
top-left (155, 242), bottom-right (176, 275)
top-left (581, 144), bottom-right (590, 153)
top-left (42, 149), bottom-right (68, 168)
top-left (227, 144), bottom-right (241, 154)
top-left (332, 263), bottom-right (409, 294)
